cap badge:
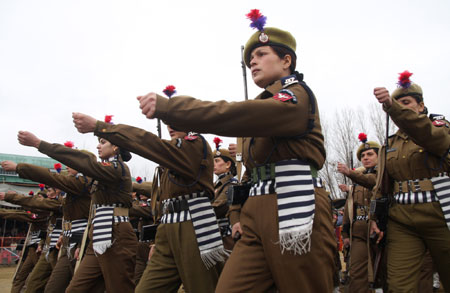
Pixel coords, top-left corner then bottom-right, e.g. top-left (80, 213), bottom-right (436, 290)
top-left (216, 150), bottom-right (221, 156)
top-left (259, 32), bottom-right (269, 43)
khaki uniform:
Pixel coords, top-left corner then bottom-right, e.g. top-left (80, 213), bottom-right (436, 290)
top-left (379, 99), bottom-right (450, 292)
top-left (4, 193), bottom-right (63, 293)
top-left (36, 141), bottom-right (137, 293)
top-left (94, 122), bottom-right (220, 293)
top-left (213, 173), bottom-right (236, 250)
top-left (0, 209), bottom-right (48, 293)
top-left (14, 163), bottom-right (92, 293)
top-left (342, 170), bottom-right (378, 292)
top-left (152, 77), bottom-right (336, 292)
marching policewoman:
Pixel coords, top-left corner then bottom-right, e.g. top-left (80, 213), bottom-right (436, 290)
top-left (16, 121), bottom-right (137, 293)
top-left (371, 71), bottom-right (450, 292)
top-left (135, 9), bottom-right (336, 292)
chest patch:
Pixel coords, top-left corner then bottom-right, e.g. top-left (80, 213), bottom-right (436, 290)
top-left (273, 89), bottom-right (297, 103)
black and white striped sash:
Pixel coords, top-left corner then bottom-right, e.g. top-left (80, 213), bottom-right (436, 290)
top-left (430, 174), bottom-right (450, 230)
top-left (63, 219), bottom-right (89, 239)
top-left (250, 159), bottom-right (317, 255)
top-left (394, 190), bottom-right (438, 204)
top-left (28, 230), bottom-right (41, 246)
top-left (92, 204), bottom-right (129, 255)
top-left (160, 193), bottom-right (227, 268)
top-left (48, 218), bottom-right (63, 249)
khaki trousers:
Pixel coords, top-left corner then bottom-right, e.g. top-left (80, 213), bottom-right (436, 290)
top-left (66, 222), bottom-right (137, 293)
top-left (348, 235), bottom-right (371, 292)
top-left (25, 248), bottom-right (58, 293)
top-left (135, 221), bottom-right (221, 293)
top-left (11, 246), bottom-right (39, 293)
top-left (134, 242), bottom-right (151, 285)
top-left (387, 202), bottom-right (450, 292)
top-left (216, 187), bottom-right (336, 293)
top-left (44, 244), bottom-right (78, 293)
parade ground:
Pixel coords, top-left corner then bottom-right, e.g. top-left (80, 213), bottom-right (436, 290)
top-left (0, 265), bottom-right (13, 293)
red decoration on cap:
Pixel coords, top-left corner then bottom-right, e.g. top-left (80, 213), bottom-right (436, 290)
top-left (163, 85), bottom-right (177, 98)
top-left (246, 9), bottom-right (267, 31)
top-left (29, 191), bottom-right (34, 196)
top-left (64, 141), bottom-right (74, 148)
top-left (39, 184), bottom-right (45, 191)
top-left (397, 70), bottom-right (413, 89)
top-left (136, 176), bottom-right (143, 184)
top-left (105, 115), bottom-right (113, 124)
top-left (213, 137), bottom-right (222, 151)
top-left (54, 163), bottom-right (62, 173)
top-left (358, 133), bottom-right (368, 143)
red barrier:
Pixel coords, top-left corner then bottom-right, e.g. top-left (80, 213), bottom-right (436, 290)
top-left (0, 237), bottom-right (25, 264)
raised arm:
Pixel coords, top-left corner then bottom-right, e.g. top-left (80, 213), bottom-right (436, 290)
top-left (137, 81), bottom-right (313, 137)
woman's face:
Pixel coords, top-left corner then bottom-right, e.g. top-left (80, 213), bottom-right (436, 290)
top-left (66, 166), bottom-right (78, 176)
top-left (167, 126), bottom-right (187, 139)
top-left (97, 138), bottom-right (117, 160)
top-left (397, 96), bottom-right (424, 114)
top-left (360, 149), bottom-right (378, 169)
top-left (249, 46), bottom-right (291, 88)
top-left (214, 157), bottom-right (231, 176)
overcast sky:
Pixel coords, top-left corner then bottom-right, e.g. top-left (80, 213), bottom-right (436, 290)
top-left (1, 0), bottom-right (449, 179)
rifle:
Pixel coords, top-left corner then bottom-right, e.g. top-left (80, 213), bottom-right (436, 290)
top-left (236, 45), bottom-right (248, 182)
top-left (368, 112), bottom-right (391, 288)
top-left (157, 119), bottom-right (162, 140)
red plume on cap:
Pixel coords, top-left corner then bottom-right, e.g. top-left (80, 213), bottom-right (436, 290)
top-left (163, 85), bottom-right (176, 98)
top-left (213, 137), bottom-right (222, 151)
top-left (397, 70), bottom-right (413, 89)
top-left (246, 9), bottom-right (267, 31)
top-left (64, 141), bottom-right (74, 148)
top-left (54, 163), bottom-right (62, 173)
top-left (136, 176), bottom-right (143, 184)
top-left (29, 191), bottom-right (34, 196)
top-left (105, 115), bottom-right (114, 124)
top-left (39, 184), bottom-right (45, 191)
top-left (358, 132), bottom-right (368, 143)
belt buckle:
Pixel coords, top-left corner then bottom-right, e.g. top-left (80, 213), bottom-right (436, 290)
top-left (414, 180), bottom-right (421, 192)
top-left (163, 201), bottom-right (175, 214)
top-left (407, 180), bottom-right (415, 192)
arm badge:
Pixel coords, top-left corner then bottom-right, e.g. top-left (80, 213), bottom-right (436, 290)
top-left (272, 89), bottom-right (297, 104)
top-left (184, 132), bottom-right (198, 141)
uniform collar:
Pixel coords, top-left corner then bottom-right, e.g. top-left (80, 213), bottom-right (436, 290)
top-left (262, 74), bottom-right (301, 98)
top-left (395, 130), bottom-right (409, 139)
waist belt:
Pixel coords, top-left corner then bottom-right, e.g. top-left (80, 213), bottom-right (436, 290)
top-left (162, 198), bottom-right (190, 214)
top-left (63, 221), bottom-right (72, 231)
top-left (355, 205), bottom-right (369, 221)
top-left (394, 178), bottom-right (434, 193)
top-left (113, 207), bottom-right (129, 217)
top-left (393, 173), bottom-right (449, 204)
top-left (160, 192), bottom-right (205, 224)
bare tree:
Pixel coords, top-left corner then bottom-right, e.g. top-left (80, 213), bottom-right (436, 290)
top-left (369, 102), bottom-right (397, 145)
